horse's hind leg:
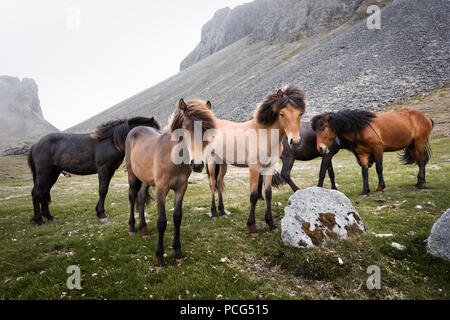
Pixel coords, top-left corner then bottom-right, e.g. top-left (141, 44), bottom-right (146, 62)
top-left (128, 173), bottom-right (141, 235)
top-left (173, 182), bottom-right (188, 263)
top-left (31, 184), bottom-right (44, 225)
top-left (41, 168), bottom-right (61, 221)
top-left (217, 164), bottom-right (229, 216)
top-left (412, 138), bottom-right (428, 189)
top-left (137, 183), bottom-right (150, 238)
top-left (95, 168), bottom-right (114, 223)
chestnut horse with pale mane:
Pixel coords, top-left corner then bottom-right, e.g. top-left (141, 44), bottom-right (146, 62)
top-left (125, 99), bottom-right (216, 269)
top-left (311, 108), bottom-right (433, 196)
top-left (206, 85), bottom-right (306, 235)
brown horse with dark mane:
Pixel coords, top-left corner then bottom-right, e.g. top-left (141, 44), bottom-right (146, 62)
top-left (311, 109), bottom-right (433, 196)
top-left (125, 99), bottom-right (216, 269)
top-left (28, 116), bottom-right (160, 225)
top-left (206, 85), bottom-right (306, 235)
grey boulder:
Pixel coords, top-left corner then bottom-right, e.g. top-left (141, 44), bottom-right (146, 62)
top-left (426, 208), bottom-right (450, 262)
top-left (281, 187), bottom-right (365, 248)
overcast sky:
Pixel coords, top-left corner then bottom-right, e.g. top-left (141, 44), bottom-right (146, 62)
top-left (0, 0), bottom-right (250, 130)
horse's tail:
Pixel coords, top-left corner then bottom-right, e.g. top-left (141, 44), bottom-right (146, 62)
top-left (399, 140), bottom-right (432, 165)
top-left (272, 169), bottom-right (286, 189)
top-left (206, 163), bottom-right (221, 189)
top-left (27, 145), bottom-right (36, 183)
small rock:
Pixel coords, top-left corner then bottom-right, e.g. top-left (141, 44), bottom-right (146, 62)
top-left (391, 242), bottom-right (406, 250)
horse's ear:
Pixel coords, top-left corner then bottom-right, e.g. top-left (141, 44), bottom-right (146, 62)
top-left (324, 114), bottom-right (331, 123)
top-left (179, 98), bottom-right (187, 111)
top-left (277, 89), bottom-right (284, 100)
top-left (206, 100), bottom-right (211, 110)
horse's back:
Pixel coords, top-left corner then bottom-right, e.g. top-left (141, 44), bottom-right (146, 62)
top-left (371, 109), bottom-right (432, 151)
top-left (31, 133), bottom-right (97, 174)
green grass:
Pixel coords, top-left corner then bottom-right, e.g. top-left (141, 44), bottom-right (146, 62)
top-left (0, 92), bottom-right (449, 300)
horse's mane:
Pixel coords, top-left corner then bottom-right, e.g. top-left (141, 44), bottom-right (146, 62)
top-left (169, 99), bottom-right (216, 133)
top-left (91, 116), bottom-right (161, 152)
top-left (311, 109), bottom-right (376, 137)
top-left (254, 85), bottom-right (306, 125)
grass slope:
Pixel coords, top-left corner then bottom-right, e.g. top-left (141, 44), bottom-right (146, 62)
top-left (0, 89), bottom-right (449, 300)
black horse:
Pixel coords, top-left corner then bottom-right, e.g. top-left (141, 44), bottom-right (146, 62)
top-left (28, 116), bottom-right (160, 225)
top-left (279, 121), bottom-right (342, 191)
top-left (257, 122), bottom-right (342, 195)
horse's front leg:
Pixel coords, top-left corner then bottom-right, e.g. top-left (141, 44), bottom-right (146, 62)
top-left (217, 164), bottom-right (229, 216)
top-left (155, 185), bottom-right (169, 269)
top-left (281, 153), bottom-right (299, 192)
top-left (359, 154), bottom-right (370, 197)
top-left (173, 182), bottom-right (188, 263)
top-left (375, 155), bottom-right (386, 194)
top-left (327, 160), bottom-right (337, 190)
top-left (262, 170), bottom-right (277, 232)
top-left (247, 166), bottom-right (260, 236)
top-left (207, 162), bottom-right (218, 220)
top-left (95, 168), bottom-right (114, 223)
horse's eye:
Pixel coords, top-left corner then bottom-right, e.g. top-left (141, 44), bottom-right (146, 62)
top-left (321, 127), bottom-right (326, 132)
top-left (280, 113), bottom-right (285, 117)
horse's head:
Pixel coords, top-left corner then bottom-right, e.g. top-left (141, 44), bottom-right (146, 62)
top-left (170, 98), bottom-right (215, 172)
top-left (255, 85), bottom-right (306, 149)
top-left (312, 110), bottom-right (376, 155)
top-left (311, 113), bottom-right (336, 155)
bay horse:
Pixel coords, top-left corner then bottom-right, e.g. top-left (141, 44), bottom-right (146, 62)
top-left (28, 116), bottom-right (160, 225)
top-left (311, 109), bottom-right (433, 196)
top-left (125, 99), bottom-right (216, 269)
top-left (206, 85), bottom-right (306, 235)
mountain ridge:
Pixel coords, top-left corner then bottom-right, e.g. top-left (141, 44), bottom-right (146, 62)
top-left (66, 0), bottom-right (450, 134)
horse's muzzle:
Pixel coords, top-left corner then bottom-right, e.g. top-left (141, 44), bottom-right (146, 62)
top-left (318, 146), bottom-right (329, 155)
top-left (190, 160), bottom-right (204, 173)
top-left (289, 138), bottom-right (302, 149)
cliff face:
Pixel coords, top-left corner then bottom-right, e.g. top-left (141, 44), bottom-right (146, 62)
top-left (180, 0), bottom-right (273, 70)
top-left (68, 0), bottom-right (449, 135)
top-left (0, 76), bottom-right (59, 146)
top-left (180, 0), bottom-right (392, 70)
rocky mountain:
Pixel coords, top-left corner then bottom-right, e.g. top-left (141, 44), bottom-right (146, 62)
top-left (67, 0), bottom-right (450, 134)
top-left (181, 0), bottom-right (392, 70)
top-left (0, 76), bottom-right (59, 146)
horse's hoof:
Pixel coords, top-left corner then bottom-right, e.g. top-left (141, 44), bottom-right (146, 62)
top-left (271, 228), bottom-right (279, 233)
top-left (128, 231), bottom-right (135, 236)
top-left (141, 232), bottom-right (150, 239)
top-left (250, 232), bottom-right (259, 237)
top-left (176, 257), bottom-right (185, 264)
top-left (155, 265), bottom-right (166, 271)
top-left (360, 194), bottom-right (369, 198)
top-left (45, 216), bottom-right (54, 221)
top-left (375, 190), bottom-right (383, 195)
top-left (211, 216), bottom-right (218, 222)
top-left (99, 217), bottom-right (109, 224)
top-left (33, 219), bottom-right (45, 226)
